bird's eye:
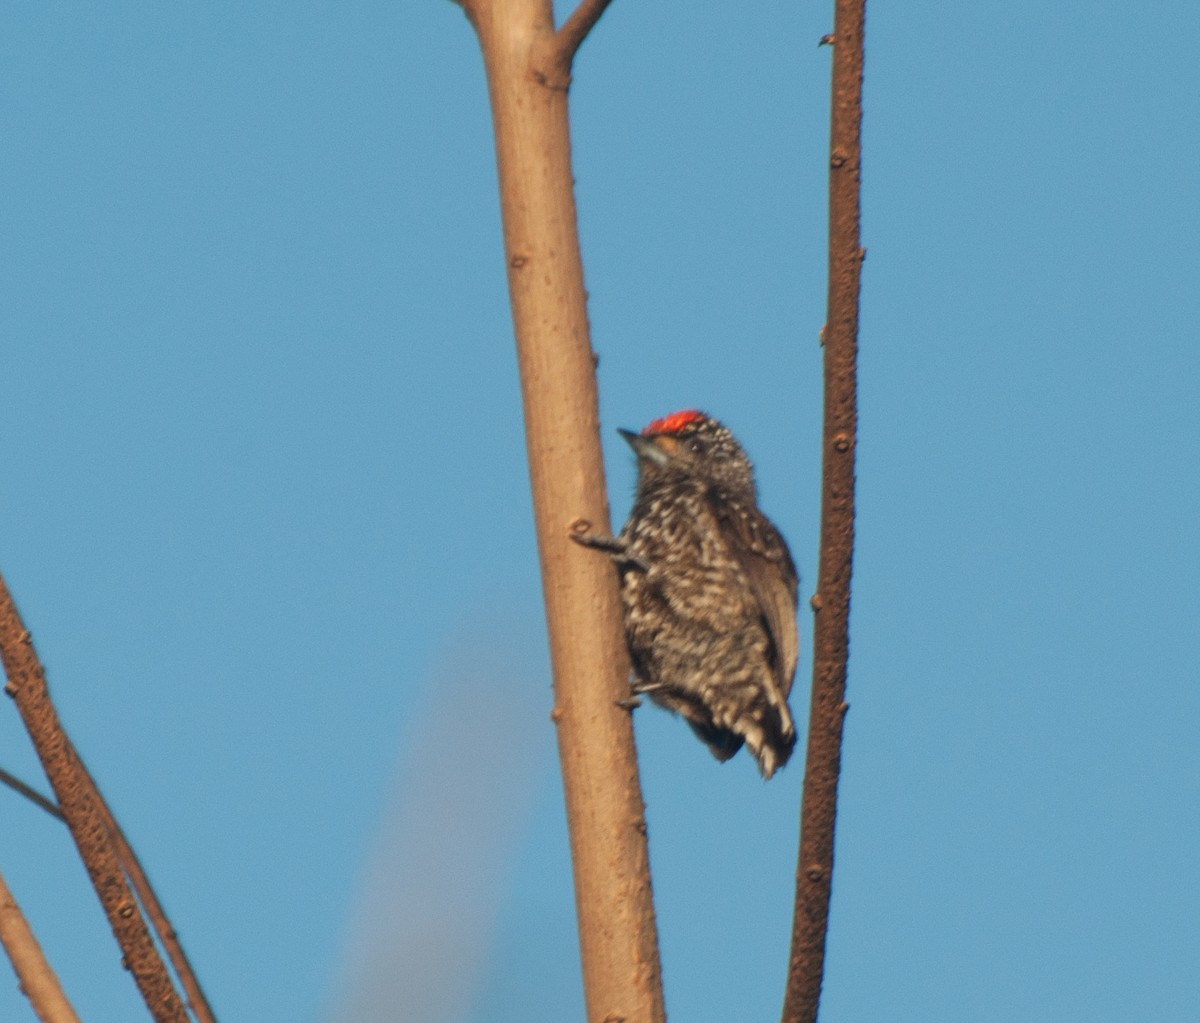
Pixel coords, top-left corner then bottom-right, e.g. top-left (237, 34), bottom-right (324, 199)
top-left (687, 438), bottom-right (703, 454)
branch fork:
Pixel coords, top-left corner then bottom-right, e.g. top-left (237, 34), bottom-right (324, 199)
top-left (460, 0), bottom-right (615, 90)
top-left (549, 0), bottom-right (615, 72)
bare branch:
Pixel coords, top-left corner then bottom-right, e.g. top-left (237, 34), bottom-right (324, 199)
top-left (781, 0), bottom-right (866, 1021)
top-left (463, 0), bottom-right (664, 1019)
top-left (0, 570), bottom-right (190, 1023)
top-left (450, 0), bottom-right (478, 32)
top-left (74, 743), bottom-right (220, 1023)
top-left (0, 757), bottom-right (218, 1023)
top-left (0, 871), bottom-right (84, 1023)
top-left (0, 766), bottom-right (64, 821)
top-left (555, 0), bottom-right (615, 68)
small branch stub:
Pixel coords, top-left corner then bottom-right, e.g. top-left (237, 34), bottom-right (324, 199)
top-left (528, 0), bottom-right (616, 92)
top-left (555, 0), bottom-right (616, 68)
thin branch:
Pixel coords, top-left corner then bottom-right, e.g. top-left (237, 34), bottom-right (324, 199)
top-left (555, 0), bottom-right (615, 68)
top-left (0, 870), bottom-right (84, 1023)
top-left (781, 0), bottom-right (866, 1020)
top-left (0, 570), bottom-right (190, 1023)
top-left (69, 741), bottom-right (219, 1023)
top-left (0, 766), bottom-right (65, 821)
top-left (0, 754), bottom-right (219, 1023)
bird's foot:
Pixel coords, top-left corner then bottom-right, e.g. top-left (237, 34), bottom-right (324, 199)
top-left (569, 526), bottom-right (626, 555)
top-left (569, 524), bottom-right (649, 571)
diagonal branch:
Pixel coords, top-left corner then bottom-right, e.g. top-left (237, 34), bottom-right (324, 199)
top-left (530, 0), bottom-right (616, 90)
top-left (0, 570), bottom-right (190, 1023)
top-left (0, 765), bottom-right (65, 821)
top-left (781, 0), bottom-right (866, 1020)
top-left (72, 741), bottom-right (220, 1023)
top-left (555, 0), bottom-right (616, 68)
top-left (0, 754), bottom-right (219, 1023)
top-left (0, 870), bottom-right (84, 1023)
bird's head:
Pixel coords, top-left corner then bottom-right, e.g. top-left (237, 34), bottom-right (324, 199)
top-left (620, 409), bottom-right (756, 499)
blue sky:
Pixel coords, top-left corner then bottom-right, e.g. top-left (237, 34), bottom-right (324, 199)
top-left (2, 2), bottom-right (1198, 1021)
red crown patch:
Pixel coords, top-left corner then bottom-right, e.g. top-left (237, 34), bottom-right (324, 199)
top-left (643, 409), bottom-right (706, 437)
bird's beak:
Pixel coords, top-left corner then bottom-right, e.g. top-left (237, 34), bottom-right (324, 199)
top-left (619, 428), bottom-right (674, 466)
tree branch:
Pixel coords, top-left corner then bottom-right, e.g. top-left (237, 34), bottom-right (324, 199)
top-left (555, 0), bottom-right (615, 68)
top-left (0, 757), bottom-right (218, 1023)
top-left (73, 741), bottom-right (220, 1023)
top-left (529, 0), bottom-right (616, 91)
top-left (0, 766), bottom-right (65, 821)
top-left (781, 0), bottom-right (866, 1020)
top-left (0, 870), bottom-right (84, 1023)
top-left (463, 1), bottom-right (664, 1019)
top-left (0, 570), bottom-right (190, 1023)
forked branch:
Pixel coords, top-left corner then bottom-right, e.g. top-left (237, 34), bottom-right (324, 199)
top-left (555, 0), bottom-right (616, 68)
top-left (461, 0), bottom-right (663, 1020)
top-left (460, 0), bottom-right (615, 89)
top-left (0, 571), bottom-right (190, 1023)
top-left (0, 756), bottom-right (217, 1023)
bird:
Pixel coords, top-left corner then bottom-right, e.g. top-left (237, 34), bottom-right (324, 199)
top-left (572, 410), bottom-right (800, 778)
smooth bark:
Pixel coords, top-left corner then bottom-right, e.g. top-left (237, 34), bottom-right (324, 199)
top-left (457, 1), bottom-right (666, 1020)
top-left (0, 871), bottom-right (84, 1023)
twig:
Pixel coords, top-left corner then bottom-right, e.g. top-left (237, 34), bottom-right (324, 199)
top-left (0, 766), bottom-right (65, 821)
top-left (0, 870), bottom-right (84, 1023)
top-left (555, 0), bottom-right (616, 67)
top-left (0, 570), bottom-right (190, 1023)
top-left (0, 756), bottom-right (217, 1023)
top-left (781, 1), bottom-right (866, 1021)
top-left (529, 0), bottom-right (616, 90)
top-left (71, 743), bottom-right (220, 1023)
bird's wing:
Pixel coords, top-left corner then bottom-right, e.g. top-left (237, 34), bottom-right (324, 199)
top-left (708, 491), bottom-right (800, 698)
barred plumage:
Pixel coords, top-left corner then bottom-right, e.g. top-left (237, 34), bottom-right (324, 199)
top-left (574, 410), bottom-right (799, 778)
